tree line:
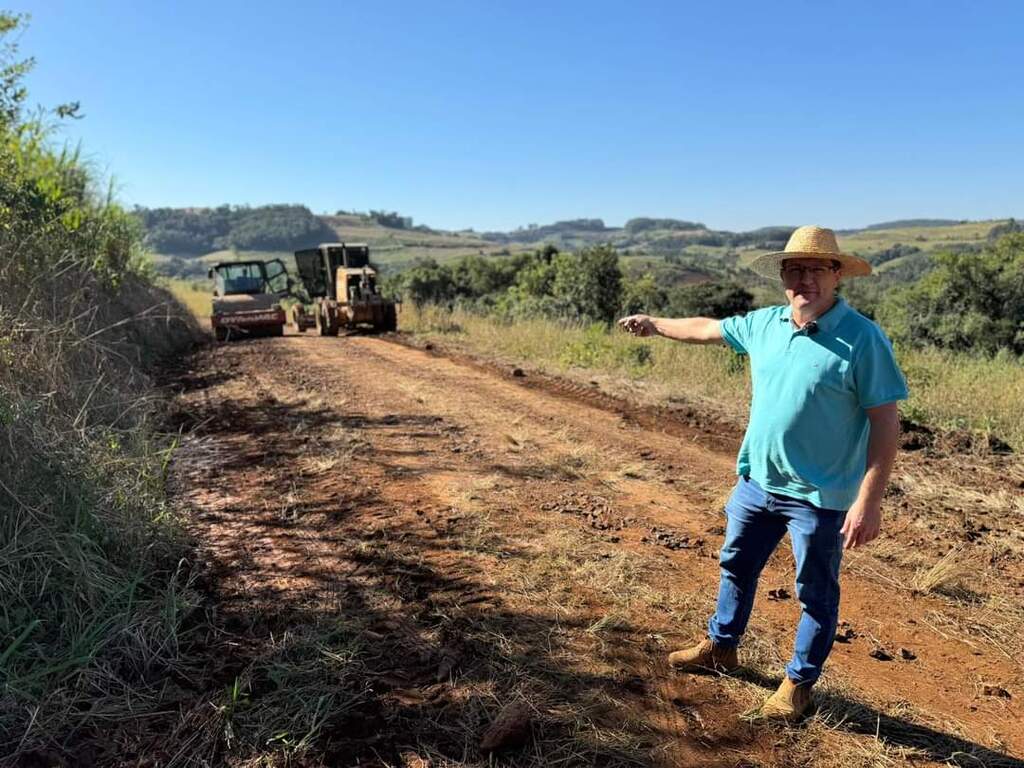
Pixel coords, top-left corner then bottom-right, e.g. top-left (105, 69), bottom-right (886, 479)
top-left (392, 234), bottom-right (1024, 358)
top-left (134, 204), bottom-right (337, 254)
top-left (389, 245), bottom-right (755, 325)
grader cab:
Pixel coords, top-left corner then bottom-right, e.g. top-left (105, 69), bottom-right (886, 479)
top-left (292, 243), bottom-right (398, 335)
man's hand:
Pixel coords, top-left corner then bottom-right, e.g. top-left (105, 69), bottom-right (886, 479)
top-left (840, 500), bottom-right (881, 550)
top-left (617, 315), bottom-right (724, 344)
top-left (618, 314), bottom-right (657, 337)
top-left (843, 402), bottom-right (899, 551)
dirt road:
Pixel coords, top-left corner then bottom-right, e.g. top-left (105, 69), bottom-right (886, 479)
top-left (164, 332), bottom-right (1024, 767)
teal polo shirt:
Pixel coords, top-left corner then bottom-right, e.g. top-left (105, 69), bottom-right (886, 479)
top-left (718, 297), bottom-right (908, 511)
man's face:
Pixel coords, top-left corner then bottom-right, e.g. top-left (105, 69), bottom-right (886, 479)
top-left (781, 257), bottom-right (841, 315)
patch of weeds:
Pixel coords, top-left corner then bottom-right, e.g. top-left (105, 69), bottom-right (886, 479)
top-left (214, 622), bottom-right (368, 763)
top-left (560, 324), bottom-right (653, 375)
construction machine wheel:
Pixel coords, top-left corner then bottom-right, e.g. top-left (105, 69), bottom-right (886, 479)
top-left (316, 306), bottom-right (339, 337)
top-left (290, 305), bottom-right (308, 333)
top-left (384, 304), bottom-right (398, 333)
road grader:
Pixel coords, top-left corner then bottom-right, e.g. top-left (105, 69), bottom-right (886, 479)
top-left (292, 242), bottom-right (398, 335)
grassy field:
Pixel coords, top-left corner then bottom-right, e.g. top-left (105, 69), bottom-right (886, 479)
top-left (839, 220), bottom-right (995, 254)
top-left (161, 276), bottom-right (211, 324)
top-left (401, 307), bottom-right (1024, 453)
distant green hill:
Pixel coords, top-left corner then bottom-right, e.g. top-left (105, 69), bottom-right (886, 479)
top-left (137, 205), bottom-right (1015, 297)
top-left (134, 204), bottom-right (336, 254)
top-left (861, 218), bottom-right (962, 230)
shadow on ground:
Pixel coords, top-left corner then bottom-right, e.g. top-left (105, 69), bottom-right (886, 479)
top-left (131, 346), bottom-right (1024, 768)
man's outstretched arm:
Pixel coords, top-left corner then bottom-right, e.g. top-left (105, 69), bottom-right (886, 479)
top-left (618, 315), bottom-right (726, 345)
top-left (841, 402), bottom-right (900, 549)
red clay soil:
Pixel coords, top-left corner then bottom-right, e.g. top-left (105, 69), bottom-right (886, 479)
top-left (153, 332), bottom-right (1023, 767)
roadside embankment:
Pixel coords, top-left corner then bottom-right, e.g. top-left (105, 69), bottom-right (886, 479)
top-left (0, 97), bottom-right (202, 759)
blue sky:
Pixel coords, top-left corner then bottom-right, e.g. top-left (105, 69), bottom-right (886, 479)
top-left (13, 0), bottom-right (1024, 232)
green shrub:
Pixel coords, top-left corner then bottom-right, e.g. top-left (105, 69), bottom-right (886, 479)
top-left (550, 245), bottom-right (623, 324)
top-left (397, 243), bottom-right (624, 326)
top-left (619, 273), bottom-right (668, 316)
top-left (666, 280), bottom-right (754, 318)
top-left (559, 323), bottom-right (653, 373)
top-left (877, 234), bottom-right (1024, 355)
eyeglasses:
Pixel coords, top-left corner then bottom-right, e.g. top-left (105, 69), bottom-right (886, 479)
top-left (780, 265), bottom-right (838, 279)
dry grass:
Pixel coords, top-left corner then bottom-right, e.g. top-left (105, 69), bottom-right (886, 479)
top-left (404, 306), bottom-right (1024, 453)
top-left (897, 470), bottom-right (1024, 522)
top-left (1, 229), bottom-right (202, 756)
top-left (402, 306), bottom-right (751, 425)
top-left (613, 462), bottom-right (653, 481)
top-left (896, 347), bottom-right (1024, 452)
top-left (216, 623), bottom-right (368, 765)
top-left (161, 276), bottom-right (212, 325)
top-left (487, 502), bottom-right (1024, 767)
top-left (909, 545), bottom-right (974, 597)
top-left (922, 594), bottom-right (1024, 667)
top-left (543, 445), bottom-right (603, 480)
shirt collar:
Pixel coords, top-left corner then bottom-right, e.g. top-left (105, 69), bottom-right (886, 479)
top-left (780, 296), bottom-right (850, 333)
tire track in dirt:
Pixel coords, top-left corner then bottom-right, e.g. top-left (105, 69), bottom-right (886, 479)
top-left (262, 339), bottom-right (742, 766)
top-left (341, 335), bottom-right (1024, 759)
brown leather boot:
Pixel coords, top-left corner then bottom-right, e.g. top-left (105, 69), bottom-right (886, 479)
top-left (742, 677), bottom-right (813, 723)
top-left (667, 638), bottom-right (739, 673)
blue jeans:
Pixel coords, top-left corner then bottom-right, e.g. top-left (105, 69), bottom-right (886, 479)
top-left (707, 476), bottom-right (847, 685)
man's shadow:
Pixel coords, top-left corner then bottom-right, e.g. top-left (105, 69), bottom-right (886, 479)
top-left (731, 667), bottom-right (1023, 767)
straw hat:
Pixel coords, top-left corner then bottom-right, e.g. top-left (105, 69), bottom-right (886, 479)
top-left (748, 225), bottom-right (872, 279)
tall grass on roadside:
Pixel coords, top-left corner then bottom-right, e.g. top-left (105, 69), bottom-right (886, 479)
top-left (1, 15), bottom-right (201, 758)
top-left (402, 305), bottom-right (1024, 452)
top-left (162, 276), bottom-right (213, 325)
top-left (404, 305), bottom-right (751, 419)
top-left (897, 347), bottom-right (1024, 451)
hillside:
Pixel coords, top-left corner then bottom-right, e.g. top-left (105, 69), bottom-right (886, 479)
top-left (144, 207), bottom-right (1016, 320)
top-left (143, 207), bottom-right (529, 280)
top-left (141, 206), bottom-right (1011, 275)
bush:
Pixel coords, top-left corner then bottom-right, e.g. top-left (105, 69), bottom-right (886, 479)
top-left (398, 258), bottom-right (457, 306)
top-left (395, 244), bottom-right (624, 326)
top-left (550, 244), bottom-right (623, 324)
top-left (877, 234), bottom-right (1024, 356)
top-left (666, 281), bottom-right (754, 318)
top-left (620, 273), bottom-right (668, 316)
top-left (560, 323), bottom-right (653, 372)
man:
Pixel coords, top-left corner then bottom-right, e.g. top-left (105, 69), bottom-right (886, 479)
top-left (619, 225), bottom-right (907, 722)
